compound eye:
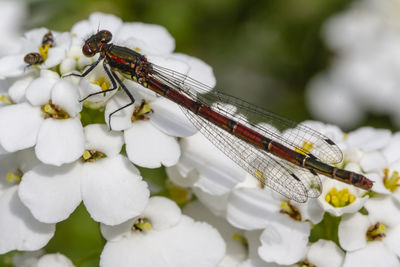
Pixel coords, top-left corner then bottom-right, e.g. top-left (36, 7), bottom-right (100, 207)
top-left (82, 43), bottom-right (95, 57)
top-left (99, 30), bottom-right (112, 43)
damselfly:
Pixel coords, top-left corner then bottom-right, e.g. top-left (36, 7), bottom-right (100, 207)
top-left (68, 30), bottom-right (373, 202)
top-left (24, 31), bottom-right (54, 66)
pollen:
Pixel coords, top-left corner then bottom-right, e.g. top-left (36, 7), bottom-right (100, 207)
top-left (91, 76), bottom-right (110, 92)
top-left (280, 201), bottom-right (301, 221)
top-left (325, 187), bottom-right (355, 207)
top-left (81, 149), bottom-right (106, 162)
top-left (131, 100), bottom-right (152, 122)
top-left (38, 43), bottom-right (51, 61)
top-left (254, 170), bottom-right (266, 188)
top-left (295, 140), bottom-right (314, 155)
top-left (132, 217), bottom-right (152, 232)
top-left (367, 222), bottom-right (386, 241)
top-left (6, 171), bottom-right (22, 183)
top-left (41, 101), bottom-right (70, 119)
top-left (0, 95), bottom-right (14, 105)
top-left (232, 233), bottom-right (248, 249)
top-left (383, 168), bottom-right (399, 192)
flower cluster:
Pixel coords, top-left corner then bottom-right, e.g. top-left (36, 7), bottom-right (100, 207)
top-left (306, 0), bottom-right (400, 129)
top-left (168, 121), bottom-right (400, 266)
top-left (0, 11), bottom-right (399, 267)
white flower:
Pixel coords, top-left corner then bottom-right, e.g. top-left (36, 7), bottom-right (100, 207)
top-left (306, 239), bottom-right (344, 267)
top-left (339, 197), bottom-right (400, 267)
top-left (14, 252), bottom-right (75, 267)
top-left (100, 196), bottom-right (225, 267)
top-left (0, 149), bottom-right (55, 254)
top-left (307, 0), bottom-right (400, 128)
top-left (318, 179), bottom-right (369, 216)
top-left (0, 28), bottom-right (71, 78)
top-left (18, 124), bottom-right (149, 226)
top-left (183, 200), bottom-right (248, 267)
top-left (0, 74), bottom-right (84, 166)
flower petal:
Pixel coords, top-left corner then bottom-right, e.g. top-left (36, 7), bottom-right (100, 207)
top-left (125, 121), bottom-right (180, 168)
top-left (171, 53), bottom-right (216, 89)
top-left (18, 163), bottom-right (82, 223)
top-left (364, 197), bottom-right (400, 227)
top-left (142, 196), bottom-right (181, 231)
top-left (0, 54), bottom-right (26, 77)
top-left (343, 242), bottom-right (400, 267)
top-left (338, 213), bottom-right (369, 251)
top-left (51, 80), bottom-right (81, 117)
top-left (178, 133), bottom-right (246, 195)
top-left (36, 253), bottom-right (75, 267)
top-left (0, 186), bottom-right (55, 253)
top-left (258, 215), bottom-right (310, 265)
top-left (346, 127), bottom-right (391, 152)
top-left (360, 151), bottom-right (386, 172)
top-left (104, 90), bottom-right (135, 131)
top-left (0, 103), bottom-right (43, 152)
top-left (100, 216), bottom-right (225, 267)
top-left (35, 118), bottom-right (84, 166)
top-left (226, 187), bottom-right (280, 230)
top-left (150, 97), bottom-right (197, 137)
top-left (117, 23), bottom-right (175, 55)
top-left (81, 155), bottom-right (149, 225)
top-left (84, 124), bottom-right (123, 157)
top-left (307, 239), bottom-right (344, 267)
top-left (8, 75), bottom-right (35, 103)
top-left (25, 70), bottom-right (59, 106)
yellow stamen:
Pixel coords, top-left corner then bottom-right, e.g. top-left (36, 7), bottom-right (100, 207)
top-left (131, 101), bottom-right (152, 122)
top-left (325, 187), bottom-right (355, 207)
top-left (6, 172), bottom-right (22, 183)
top-left (91, 76), bottom-right (110, 91)
top-left (232, 233), bottom-right (248, 246)
top-left (295, 140), bottom-right (314, 155)
top-left (0, 95), bottom-right (14, 105)
top-left (38, 43), bottom-right (51, 61)
top-left (166, 180), bottom-right (192, 205)
top-left (82, 150), bottom-right (92, 160)
top-left (43, 104), bottom-right (57, 115)
top-left (41, 101), bottom-right (70, 119)
top-left (367, 223), bottom-right (386, 241)
top-left (383, 168), bottom-right (399, 192)
top-left (132, 217), bottom-right (152, 232)
top-left (280, 201), bottom-right (301, 221)
top-left (81, 149), bottom-right (106, 162)
top-left (254, 170), bottom-right (266, 187)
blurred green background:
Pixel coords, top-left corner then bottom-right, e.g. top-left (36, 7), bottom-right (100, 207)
top-left (3, 0), bottom-right (393, 266)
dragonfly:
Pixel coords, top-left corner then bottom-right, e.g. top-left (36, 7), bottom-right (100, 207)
top-left (24, 31), bottom-right (54, 66)
top-left (67, 30), bottom-right (373, 202)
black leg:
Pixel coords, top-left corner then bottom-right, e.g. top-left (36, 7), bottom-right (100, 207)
top-left (63, 56), bottom-right (103, 78)
top-left (78, 62), bottom-right (119, 102)
top-left (108, 71), bottom-right (136, 130)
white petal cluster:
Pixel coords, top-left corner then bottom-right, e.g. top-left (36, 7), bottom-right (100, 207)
top-left (307, 0), bottom-right (400, 128)
top-left (169, 121), bottom-right (400, 266)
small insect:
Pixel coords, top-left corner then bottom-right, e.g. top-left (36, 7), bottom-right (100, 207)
top-left (66, 30), bottom-right (373, 203)
top-left (24, 31), bottom-right (54, 66)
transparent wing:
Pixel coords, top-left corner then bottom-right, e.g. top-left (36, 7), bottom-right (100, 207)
top-left (150, 65), bottom-right (325, 201)
top-left (181, 105), bottom-right (318, 202)
top-left (151, 64), bottom-right (343, 165)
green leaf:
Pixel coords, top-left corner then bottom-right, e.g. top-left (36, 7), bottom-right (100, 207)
top-left (309, 212), bottom-right (342, 247)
